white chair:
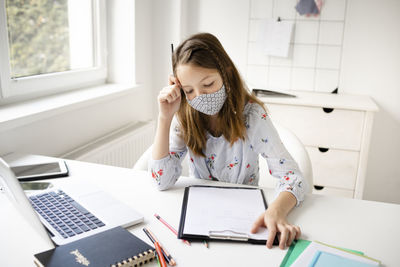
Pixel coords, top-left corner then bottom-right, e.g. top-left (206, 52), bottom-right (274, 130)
top-left (133, 122), bottom-right (313, 193)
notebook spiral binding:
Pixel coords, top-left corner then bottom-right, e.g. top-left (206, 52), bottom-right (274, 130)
top-left (111, 249), bottom-right (156, 267)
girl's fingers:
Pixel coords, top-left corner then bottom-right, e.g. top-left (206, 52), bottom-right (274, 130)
top-left (166, 94), bottom-right (174, 103)
top-left (266, 224), bottom-right (277, 249)
top-left (168, 75), bottom-right (175, 85)
top-left (279, 227), bottom-right (289, 249)
top-left (169, 75), bottom-right (182, 89)
top-left (294, 225), bottom-right (301, 240)
top-left (251, 213), bottom-right (266, 234)
top-left (168, 75), bottom-right (182, 88)
top-left (286, 226), bottom-right (297, 247)
top-left (171, 89), bottom-right (178, 99)
top-left (159, 85), bottom-right (181, 103)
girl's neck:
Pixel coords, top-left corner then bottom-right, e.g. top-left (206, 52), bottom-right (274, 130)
top-left (207, 115), bottom-right (221, 137)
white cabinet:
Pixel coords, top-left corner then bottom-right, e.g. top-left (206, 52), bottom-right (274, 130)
top-left (259, 91), bottom-right (378, 199)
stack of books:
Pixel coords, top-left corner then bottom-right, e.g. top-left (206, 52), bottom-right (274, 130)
top-left (280, 240), bottom-right (381, 267)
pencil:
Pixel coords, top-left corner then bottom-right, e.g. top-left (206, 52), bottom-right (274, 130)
top-left (144, 227), bottom-right (176, 266)
top-left (154, 213), bottom-right (191, 246)
top-left (143, 228), bottom-right (171, 265)
top-left (155, 253), bottom-right (161, 267)
top-left (203, 240), bottom-right (209, 248)
top-left (154, 241), bottom-right (167, 267)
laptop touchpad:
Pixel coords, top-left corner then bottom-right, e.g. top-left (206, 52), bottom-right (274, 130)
top-left (77, 191), bottom-right (143, 227)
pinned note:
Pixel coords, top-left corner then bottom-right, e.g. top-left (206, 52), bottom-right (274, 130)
top-left (257, 18), bottom-right (294, 58)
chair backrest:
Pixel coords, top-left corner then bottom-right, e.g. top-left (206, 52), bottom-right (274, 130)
top-left (133, 122), bottom-right (313, 193)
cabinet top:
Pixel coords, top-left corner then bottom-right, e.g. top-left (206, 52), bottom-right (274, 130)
top-left (258, 91), bottom-right (379, 112)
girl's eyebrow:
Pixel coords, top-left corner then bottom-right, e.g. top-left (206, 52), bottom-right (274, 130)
top-left (181, 75), bottom-right (213, 88)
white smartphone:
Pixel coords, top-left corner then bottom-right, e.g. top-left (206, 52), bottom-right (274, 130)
top-left (11, 160), bottom-right (69, 181)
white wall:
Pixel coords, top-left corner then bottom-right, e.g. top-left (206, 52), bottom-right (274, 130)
top-left (150, 0), bottom-right (183, 118)
top-left (340, 0), bottom-right (400, 204)
top-left (179, 0), bottom-right (400, 204)
top-left (184, 0), bottom-right (250, 76)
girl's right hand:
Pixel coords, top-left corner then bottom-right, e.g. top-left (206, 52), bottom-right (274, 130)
top-left (157, 75), bottom-right (182, 121)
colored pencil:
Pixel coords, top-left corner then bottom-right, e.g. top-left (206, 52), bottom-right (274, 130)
top-left (143, 227), bottom-right (176, 266)
top-left (154, 213), bottom-right (191, 246)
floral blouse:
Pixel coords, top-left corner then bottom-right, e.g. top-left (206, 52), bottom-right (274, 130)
top-left (149, 102), bottom-right (307, 205)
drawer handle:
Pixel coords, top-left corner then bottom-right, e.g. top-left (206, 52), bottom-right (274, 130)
top-left (318, 147), bottom-right (329, 153)
top-left (322, 107), bottom-right (334, 113)
top-left (314, 185), bottom-right (324, 191)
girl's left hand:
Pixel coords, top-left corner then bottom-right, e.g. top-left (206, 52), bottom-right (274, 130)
top-left (251, 207), bottom-right (301, 249)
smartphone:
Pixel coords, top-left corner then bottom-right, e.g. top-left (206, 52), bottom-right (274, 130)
top-left (11, 161), bottom-right (69, 181)
top-left (20, 182), bottom-right (53, 191)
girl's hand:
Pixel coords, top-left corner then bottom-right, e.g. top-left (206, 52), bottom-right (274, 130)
top-left (251, 206), bottom-right (301, 249)
top-left (157, 75), bottom-right (182, 120)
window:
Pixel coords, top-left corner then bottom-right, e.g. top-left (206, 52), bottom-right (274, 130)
top-left (0, 0), bottom-right (107, 101)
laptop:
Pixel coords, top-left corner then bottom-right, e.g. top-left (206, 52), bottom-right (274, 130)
top-left (0, 157), bottom-right (143, 246)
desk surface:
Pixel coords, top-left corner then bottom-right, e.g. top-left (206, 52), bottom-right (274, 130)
top-left (1, 156), bottom-right (400, 267)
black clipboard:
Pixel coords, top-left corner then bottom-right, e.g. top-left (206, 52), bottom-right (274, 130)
top-left (178, 185), bottom-right (279, 245)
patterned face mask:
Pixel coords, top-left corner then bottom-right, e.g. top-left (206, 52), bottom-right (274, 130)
top-left (187, 85), bottom-right (227, 115)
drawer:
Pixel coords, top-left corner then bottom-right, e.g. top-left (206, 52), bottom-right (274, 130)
top-left (312, 185), bottom-right (354, 198)
top-left (306, 146), bottom-right (359, 190)
top-left (267, 104), bottom-right (365, 151)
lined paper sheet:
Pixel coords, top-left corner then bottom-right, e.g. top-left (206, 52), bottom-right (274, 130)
top-left (183, 187), bottom-right (268, 240)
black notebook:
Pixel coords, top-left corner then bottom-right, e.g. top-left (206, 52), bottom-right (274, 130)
top-left (34, 227), bottom-right (155, 267)
top-left (178, 185), bottom-right (278, 245)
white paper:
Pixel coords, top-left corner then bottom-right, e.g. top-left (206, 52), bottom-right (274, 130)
top-left (258, 19), bottom-right (294, 58)
top-left (183, 186), bottom-right (268, 240)
top-left (291, 241), bottom-right (380, 267)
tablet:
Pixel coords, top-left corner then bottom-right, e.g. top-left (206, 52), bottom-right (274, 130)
top-left (11, 160), bottom-right (69, 181)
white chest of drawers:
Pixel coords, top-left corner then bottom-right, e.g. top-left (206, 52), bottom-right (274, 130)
top-left (259, 91), bottom-right (378, 199)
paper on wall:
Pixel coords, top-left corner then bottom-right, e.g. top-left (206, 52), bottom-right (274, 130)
top-left (257, 19), bottom-right (294, 58)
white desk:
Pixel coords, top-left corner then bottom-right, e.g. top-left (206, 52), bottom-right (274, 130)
top-left (1, 157), bottom-right (400, 267)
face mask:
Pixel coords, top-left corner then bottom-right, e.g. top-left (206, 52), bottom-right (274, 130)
top-left (187, 85), bottom-right (227, 115)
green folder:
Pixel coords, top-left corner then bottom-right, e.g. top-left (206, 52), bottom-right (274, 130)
top-left (280, 240), bottom-right (364, 267)
top-left (280, 240), bottom-right (312, 267)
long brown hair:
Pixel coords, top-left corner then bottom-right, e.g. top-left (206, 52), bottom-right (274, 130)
top-left (173, 33), bottom-right (265, 157)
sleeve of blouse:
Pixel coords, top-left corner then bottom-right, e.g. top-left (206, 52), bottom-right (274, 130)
top-left (246, 103), bottom-right (308, 206)
top-left (148, 116), bottom-right (188, 191)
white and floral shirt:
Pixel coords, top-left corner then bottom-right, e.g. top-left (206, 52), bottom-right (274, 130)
top-left (149, 101), bottom-right (307, 205)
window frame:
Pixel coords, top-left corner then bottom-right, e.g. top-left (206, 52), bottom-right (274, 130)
top-left (0, 0), bottom-right (107, 101)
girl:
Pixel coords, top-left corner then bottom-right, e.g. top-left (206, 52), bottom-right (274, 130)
top-left (150, 33), bottom-right (307, 249)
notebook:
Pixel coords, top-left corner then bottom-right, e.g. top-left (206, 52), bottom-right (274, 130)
top-left (178, 185), bottom-right (278, 245)
top-left (34, 226), bottom-right (155, 267)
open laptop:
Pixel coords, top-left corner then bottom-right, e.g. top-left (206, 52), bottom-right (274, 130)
top-left (0, 157), bottom-right (143, 246)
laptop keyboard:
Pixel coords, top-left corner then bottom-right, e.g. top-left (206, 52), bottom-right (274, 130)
top-left (29, 190), bottom-right (105, 239)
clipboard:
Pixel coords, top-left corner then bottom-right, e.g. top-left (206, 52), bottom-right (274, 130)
top-left (178, 185), bottom-right (278, 245)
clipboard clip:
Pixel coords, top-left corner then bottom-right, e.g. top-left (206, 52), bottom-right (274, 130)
top-left (209, 230), bottom-right (249, 241)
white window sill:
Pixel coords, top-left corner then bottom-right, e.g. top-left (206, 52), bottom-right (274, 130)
top-left (0, 83), bottom-right (143, 133)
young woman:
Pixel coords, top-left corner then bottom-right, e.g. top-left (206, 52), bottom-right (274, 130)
top-left (150, 33), bottom-right (307, 249)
